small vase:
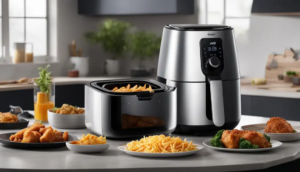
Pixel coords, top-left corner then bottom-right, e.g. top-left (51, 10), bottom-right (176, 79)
top-left (105, 59), bottom-right (119, 75)
top-left (34, 82), bottom-right (55, 122)
top-left (70, 57), bottom-right (89, 77)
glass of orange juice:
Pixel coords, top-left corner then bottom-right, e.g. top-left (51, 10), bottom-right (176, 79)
top-left (34, 82), bottom-right (55, 122)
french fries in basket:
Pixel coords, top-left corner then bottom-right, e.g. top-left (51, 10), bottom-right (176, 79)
top-left (112, 84), bottom-right (154, 93)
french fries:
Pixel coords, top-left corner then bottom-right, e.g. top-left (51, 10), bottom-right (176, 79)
top-left (70, 134), bottom-right (106, 145)
top-left (126, 135), bottom-right (198, 153)
top-left (54, 104), bottom-right (84, 114)
top-left (112, 84), bottom-right (154, 93)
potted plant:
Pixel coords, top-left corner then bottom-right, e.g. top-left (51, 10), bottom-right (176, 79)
top-left (128, 31), bottom-right (161, 77)
top-left (84, 19), bottom-right (131, 75)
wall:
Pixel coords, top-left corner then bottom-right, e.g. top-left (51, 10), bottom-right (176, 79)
top-left (237, 15), bottom-right (300, 77)
top-left (77, 3), bottom-right (198, 76)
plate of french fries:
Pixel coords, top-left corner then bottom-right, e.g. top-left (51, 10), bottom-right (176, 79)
top-left (66, 134), bottom-right (109, 153)
top-left (118, 135), bottom-right (203, 157)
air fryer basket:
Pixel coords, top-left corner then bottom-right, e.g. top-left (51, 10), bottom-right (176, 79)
top-left (90, 79), bottom-right (170, 94)
top-left (85, 79), bottom-right (177, 138)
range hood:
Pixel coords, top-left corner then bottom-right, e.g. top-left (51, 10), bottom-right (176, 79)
top-left (78, 0), bottom-right (194, 16)
top-left (252, 0), bottom-right (300, 15)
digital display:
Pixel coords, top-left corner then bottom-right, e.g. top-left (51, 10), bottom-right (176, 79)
top-left (207, 46), bottom-right (217, 51)
top-left (200, 38), bottom-right (224, 75)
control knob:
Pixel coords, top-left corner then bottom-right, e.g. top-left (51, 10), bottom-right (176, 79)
top-left (208, 56), bottom-right (221, 68)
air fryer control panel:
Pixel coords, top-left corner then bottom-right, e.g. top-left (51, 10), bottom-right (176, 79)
top-left (200, 38), bottom-right (224, 76)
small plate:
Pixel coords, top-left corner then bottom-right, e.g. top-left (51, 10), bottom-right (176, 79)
top-left (0, 132), bottom-right (78, 148)
top-left (203, 139), bottom-right (282, 152)
top-left (118, 144), bottom-right (204, 157)
top-left (242, 123), bottom-right (300, 141)
top-left (66, 142), bottom-right (109, 153)
top-left (0, 118), bottom-right (29, 129)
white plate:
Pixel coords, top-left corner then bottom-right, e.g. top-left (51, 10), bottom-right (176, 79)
top-left (203, 139), bottom-right (282, 152)
top-left (118, 144), bottom-right (204, 157)
top-left (242, 123), bottom-right (300, 141)
top-left (66, 142), bottom-right (109, 153)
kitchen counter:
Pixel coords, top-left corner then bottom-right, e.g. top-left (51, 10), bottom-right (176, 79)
top-left (0, 76), bottom-right (135, 92)
top-left (1, 115), bottom-right (300, 172)
top-left (1, 77), bottom-right (299, 99)
top-left (240, 78), bottom-right (300, 99)
top-left (241, 88), bottom-right (300, 99)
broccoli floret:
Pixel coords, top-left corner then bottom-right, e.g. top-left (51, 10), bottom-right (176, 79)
top-left (263, 134), bottom-right (270, 142)
top-left (239, 138), bottom-right (259, 149)
top-left (210, 130), bottom-right (224, 148)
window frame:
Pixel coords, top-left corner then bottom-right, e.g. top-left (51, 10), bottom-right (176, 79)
top-left (1, 0), bottom-right (49, 63)
top-left (199, 0), bottom-right (251, 25)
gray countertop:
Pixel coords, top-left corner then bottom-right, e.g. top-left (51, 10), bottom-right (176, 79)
top-left (1, 115), bottom-right (300, 172)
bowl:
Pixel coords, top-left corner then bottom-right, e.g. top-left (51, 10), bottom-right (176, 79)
top-left (48, 110), bottom-right (86, 129)
top-left (66, 142), bottom-right (109, 153)
top-left (292, 76), bottom-right (300, 85)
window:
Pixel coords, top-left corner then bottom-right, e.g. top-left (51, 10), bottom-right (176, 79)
top-left (0, 0), bottom-right (48, 62)
top-left (199, 0), bottom-right (253, 41)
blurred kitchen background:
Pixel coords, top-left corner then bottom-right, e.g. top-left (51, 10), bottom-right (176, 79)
top-left (1, 0), bottom-right (300, 120)
top-left (1, 0), bottom-right (295, 79)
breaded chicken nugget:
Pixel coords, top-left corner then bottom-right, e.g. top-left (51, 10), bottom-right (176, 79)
top-left (10, 122), bottom-right (44, 142)
top-left (40, 127), bottom-right (56, 143)
top-left (22, 131), bottom-right (41, 143)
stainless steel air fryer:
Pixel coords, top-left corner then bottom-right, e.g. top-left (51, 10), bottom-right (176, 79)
top-left (157, 24), bottom-right (241, 133)
top-left (85, 79), bottom-right (177, 138)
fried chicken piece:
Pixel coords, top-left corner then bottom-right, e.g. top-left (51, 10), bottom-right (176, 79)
top-left (40, 127), bottom-right (56, 143)
top-left (0, 112), bottom-right (18, 123)
top-left (10, 127), bottom-right (27, 142)
top-left (221, 129), bottom-right (247, 148)
top-left (242, 131), bottom-right (271, 148)
top-left (39, 127), bottom-right (47, 135)
top-left (40, 126), bottom-right (68, 142)
top-left (264, 117), bottom-right (294, 133)
top-left (21, 131), bottom-right (41, 143)
top-left (63, 132), bottom-right (69, 141)
top-left (10, 122), bottom-right (45, 142)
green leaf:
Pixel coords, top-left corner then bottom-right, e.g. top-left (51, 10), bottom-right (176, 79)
top-left (127, 31), bottom-right (161, 61)
top-left (263, 134), bottom-right (271, 142)
top-left (52, 107), bottom-right (58, 113)
top-left (36, 65), bottom-right (52, 94)
top-left (84, 19), bottom-right (131, 59)
top-left (35, 120), bottom-right (44, 125)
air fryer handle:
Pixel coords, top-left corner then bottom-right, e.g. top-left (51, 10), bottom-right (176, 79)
top-left (209, 80), bottom-right (225, 127)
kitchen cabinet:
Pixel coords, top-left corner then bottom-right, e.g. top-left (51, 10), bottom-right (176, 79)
top-left (252, 0), bottom-right (300, 15)
top-left (241, 95), bottom-right (300, 121)
top-left (0, 84), bottom-right (85, 112)
top-left (78, 0), bottom-right (194, 15)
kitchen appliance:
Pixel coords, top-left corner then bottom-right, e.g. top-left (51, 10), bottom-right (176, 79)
top-left (85, 79), bottom-right (176, 138)
top-left (157, 24), bottom-right (241, 133)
